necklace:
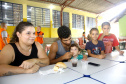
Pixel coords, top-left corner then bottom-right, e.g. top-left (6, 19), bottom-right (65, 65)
top-left (18, 43), bottom-right (32, 52)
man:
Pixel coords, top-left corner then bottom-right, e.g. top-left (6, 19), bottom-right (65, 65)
top-left (48, 26), bottom-right (74, 64)
top-left (35, 26), bottom-right (44, 46)
top-left (0, 22), bottom-right (10, 51)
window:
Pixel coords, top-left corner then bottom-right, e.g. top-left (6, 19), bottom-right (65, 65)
top-left (35, 7), bottom-right (42, 27)
top-left (0, 2), bottom-right (2, 23)
top-left (86, 17), bottom-right (96, 29)
top-left (63, 12), bottom-right (69, 27)
top-left (72, 14), bottom-right (84, 29)
top-left (27, 6), bottom-right (50, 27)
top-left (27, 6), bottom-right (35, 26)
top-left (53, 10), bottom-right (61, 28)
top-left (85, 17), bottom-right (96, 36)
top-left (42, 8), bottom-right (50, 27)
top-left (0, 1), bottom-right (23, 26)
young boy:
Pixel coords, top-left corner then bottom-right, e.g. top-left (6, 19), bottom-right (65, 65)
top-left (85, 28), bottom-right (106, 59)
top-left (98, 22), bottom-right (124, 54)
top-left (69, 44), bottom-right (87, 60)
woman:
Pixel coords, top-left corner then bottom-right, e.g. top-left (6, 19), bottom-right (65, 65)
top-left (0, 22), bottom-right (49, 76)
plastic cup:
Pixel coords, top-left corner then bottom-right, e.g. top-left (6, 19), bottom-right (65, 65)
top-left (85, 52), bottom-right (88, 56)
top-left (81, 60), bottom-right (88, 70)
top-left (71, 58), bottom-right (78, 67)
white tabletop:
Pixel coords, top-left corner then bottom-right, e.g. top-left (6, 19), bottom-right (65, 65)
top-left (104, 50), bottom-right (126, 62)
top-left (0, 64), bottom-right (83, 84)
top-left (66, 57), bottom-right (118, 75)
top-left (0, 51), bottom-right (126, 84)
top-left (91, 63), bottom-right (126, 84)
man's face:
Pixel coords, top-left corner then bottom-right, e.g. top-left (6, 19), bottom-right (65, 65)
top-left (61, 36), bottom-right (72, 46)
top-left (5, 24), bottom-right (7, 29)
top-left (102, 25), bottom-right (110, 35)
top-left (37, 26), bottom-right (41, 32)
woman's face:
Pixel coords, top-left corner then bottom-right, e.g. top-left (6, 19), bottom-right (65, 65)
top-left (17, 26), bottom-right (36, 45)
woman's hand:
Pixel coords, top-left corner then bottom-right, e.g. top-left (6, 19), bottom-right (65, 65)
top-left (25, 64), bottom-right (40, 74)
top-left (19, 59), bottom-right (37, 69)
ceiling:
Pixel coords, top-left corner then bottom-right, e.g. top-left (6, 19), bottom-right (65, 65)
top-left (29, 0), bottom-right (126, 14)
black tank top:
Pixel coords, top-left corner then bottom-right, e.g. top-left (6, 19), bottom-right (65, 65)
top-left (10, 43), bottom-right (38, 66)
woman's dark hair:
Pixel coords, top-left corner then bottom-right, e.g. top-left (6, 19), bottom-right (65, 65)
top-left (101, 22), bottom-right (110, 28)
top-left (90, 28), bottom-right (99, 34)
top-left (57, 26), bottom-right (71, 39)
top-left (10, 22), bottom-right (34, 43)
top-left (70, 44), bottom-right (81, 51)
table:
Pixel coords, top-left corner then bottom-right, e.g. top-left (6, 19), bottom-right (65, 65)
top-left (67, 57), bottom-right (118, 75)
top-left (104, 50), bottom-right (126, 62)
top-left (0, 65), bottom-right (83, 84)
top-left (0, 51), bottom-right (126, 84)
top-left (91, 63), bottom-right (126, 84)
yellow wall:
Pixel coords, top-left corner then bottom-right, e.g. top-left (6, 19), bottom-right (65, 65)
top-left (1, 0), bottom-right (97, 38)
top-left (97, 17), bottom-right (103, 33)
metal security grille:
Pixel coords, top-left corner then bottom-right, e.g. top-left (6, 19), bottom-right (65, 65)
top-left (53, 10), bottom-right (61, 28)
top-left (13, 4), bottom-right (23, 26)
top-left (72, 14), bottom-right (84, 29)
top-left (42, 8), bottom-right (50, 27)
top-left (86, 17), bottom-right (96, 29)
top-left (0, 1), bottom-right (23, 26)
top-left (0, 2), bottom-right (2, 23)
top-left (53, 10), bottom-right (69, 28)
top-left (63, 12), bottom-right (69, 27)
top-left (27, 6), bottom-right (50, 27)
top-left (27, 6), bottom-right (35, 26)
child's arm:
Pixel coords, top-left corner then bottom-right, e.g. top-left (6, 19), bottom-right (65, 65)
top-left (98, 34), bottom-right (105, 41)
top-left (87, 50), bottom-right (105, 59)
top-left (82, 55), bottom-right (88, 60)
top-left (68, 59), bottom-right (71, 62)
top-left (115, 46), bottom-right (124, 55)
top-left (100, 51), bottom-right (106, 58)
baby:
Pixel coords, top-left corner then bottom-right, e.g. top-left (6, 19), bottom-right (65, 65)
top-left (69, 44), bottom-right (87, 61)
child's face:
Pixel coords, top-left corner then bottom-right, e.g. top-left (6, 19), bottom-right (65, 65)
top-left (102, 25), bottom-right (110, 35)
top-left (70, 46), bottom-right (80, 56)
top-left (90, 30), bottom-right (99, 41)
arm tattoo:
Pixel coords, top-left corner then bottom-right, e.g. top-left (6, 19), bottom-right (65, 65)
top-left (3, 71), bottom-right (15, 76)
top-left (38, 62), bottom-right (47, 66)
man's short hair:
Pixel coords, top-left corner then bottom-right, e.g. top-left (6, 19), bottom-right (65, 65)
top-left (101, 22), bottom-right (110, 28)
top-left (38, 26), bottom-right (41, 28)
top-left (57, 26), bottom-right (71, 39)
top-left (1, 22), bottom-right (6, 28)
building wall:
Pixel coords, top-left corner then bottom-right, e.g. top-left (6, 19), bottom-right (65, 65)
top-left (119, 15), bottom-right (126, 37)
top-left (0, 0), bottom-right (97, 38)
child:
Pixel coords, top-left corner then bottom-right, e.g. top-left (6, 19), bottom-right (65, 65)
top-left (69, 44), bottom-right (87, 60)
top-left (98, 22), bottom-right (124, 55)
top-left (87, 31), bottom-right (92, 41)
top-left (85, 28), bottom-right (106, 59)
top-left (82, 32), bottom-right (86, 43)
